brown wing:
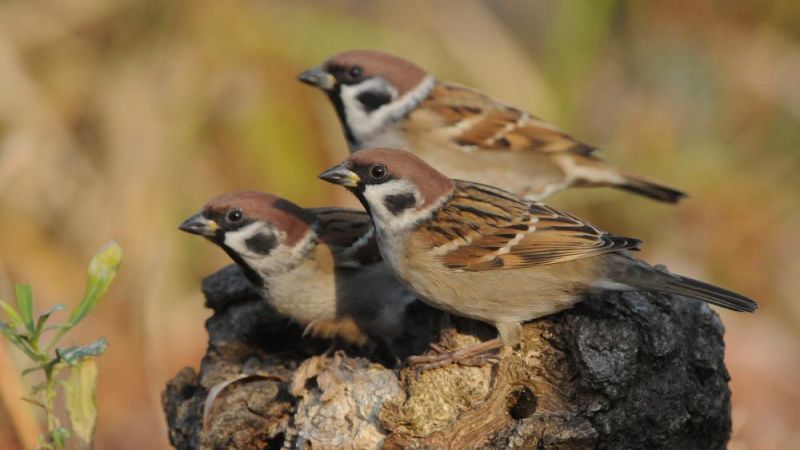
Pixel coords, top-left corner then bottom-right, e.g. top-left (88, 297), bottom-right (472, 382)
top-left (419, 82), bottom-right (595, 155)
top-left (418, 182), bottom-right (641, 271)
top-left (311, 208), bottom-right (381, 267)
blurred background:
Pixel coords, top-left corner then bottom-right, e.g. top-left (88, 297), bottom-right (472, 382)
top-left (0, 0), bottom-right (798, 448)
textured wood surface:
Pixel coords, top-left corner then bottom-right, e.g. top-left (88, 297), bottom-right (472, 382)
top-left (163, 265), bottom-right (731, 449)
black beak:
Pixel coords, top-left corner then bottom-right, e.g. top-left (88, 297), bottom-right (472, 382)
top-left (318, 163), bottom-right (361, 188)
top-left (297, 67), bottom-right (336, 90)
top-left (179, 213), bottom-right (219, 237)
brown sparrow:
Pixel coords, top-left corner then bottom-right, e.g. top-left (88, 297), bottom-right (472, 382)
top-left (319, 148), bottom-right (756, 367)
top-left (179, 190), bottom-right (415, 346)
top-left (300, 49), bottom-right (685, 202)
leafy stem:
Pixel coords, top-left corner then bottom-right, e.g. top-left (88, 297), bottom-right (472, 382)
top-left (0, 241), bottom-right (122, 449)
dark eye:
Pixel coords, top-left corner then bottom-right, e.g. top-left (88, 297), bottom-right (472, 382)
top-left (370, 164), bottom-right (387, 180)
top-left (348, 66), bottom-right (363, 80)
top-left (227, 210), bottom-right (243, 222)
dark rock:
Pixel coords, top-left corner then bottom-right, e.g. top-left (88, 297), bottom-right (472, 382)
top-left (163, 265), bottom-right (732, 449)
top-left (162, 368), bottom-right (203, 450)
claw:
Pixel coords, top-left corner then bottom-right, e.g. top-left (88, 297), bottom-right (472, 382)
top-left (407, 338), bottom-right (504, 372)
top-left (429, 342), bottom-right (447, 353)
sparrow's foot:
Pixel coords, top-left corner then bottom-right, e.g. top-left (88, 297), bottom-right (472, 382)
top-left (408, 338), bottom-right (503, 371)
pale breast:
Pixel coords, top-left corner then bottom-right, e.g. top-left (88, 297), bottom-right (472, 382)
top-left (265, 244), bottom-right (341, 326)
top-left (402, 233), bottom-right (594, 324)
top-left (267, 261), bottom-right (338, 326)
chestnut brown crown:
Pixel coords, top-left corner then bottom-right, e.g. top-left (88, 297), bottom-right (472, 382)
top-left (325, 148), bottom-right (455, 210)
top-left (201, 191), bottom-right (315, 247)
top-left (322, 50), bottom-right (428, 96)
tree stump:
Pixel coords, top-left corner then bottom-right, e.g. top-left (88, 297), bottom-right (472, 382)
top-left (162, 265), bottom-right (731, 449)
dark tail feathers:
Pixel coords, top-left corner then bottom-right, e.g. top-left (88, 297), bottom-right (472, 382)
top-left (616, 174), bottom-right (687, 204)
top-left (662, 275), bottom-right (758, 312)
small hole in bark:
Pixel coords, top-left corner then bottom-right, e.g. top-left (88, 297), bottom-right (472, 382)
top-left (266, 432), bottom-right (285, 450)
top-left (179, 384), bottom-right (197, 399)
top-left (304, 376), bottom-right (318, 391)
top-left (508, 387), bottom-right (537, 420)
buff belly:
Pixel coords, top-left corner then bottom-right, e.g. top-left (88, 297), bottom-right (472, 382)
top-left (403, 256), bottom-right (598, 325)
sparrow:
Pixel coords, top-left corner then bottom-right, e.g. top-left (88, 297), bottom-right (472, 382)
top-left (319, 148), bottom-right (757, 367)
top-left (179, 190), bottom-right (415, 347)
top-left (299, 49), bottom-right (685, 202)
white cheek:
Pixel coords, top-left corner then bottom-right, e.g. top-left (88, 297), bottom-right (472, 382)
top-left (224, 223), bottom-right (318, 275)
top-left (223, 222), bottom-right (268, 257)
top-left (340, 79), bottom-right (397, 137)
top-left (340, 75), bottom-right (435, 143)
top-left (363, 181), bottom-right (410, 217)
top-left (362, 180), bottom-right (433, 236)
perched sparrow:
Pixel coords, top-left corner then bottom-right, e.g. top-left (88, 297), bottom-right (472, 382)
top-left (179, 190), bottom-right (415, 346)
top-left (319, 149), bottom-right (757, 367)
top-left (300, 50), bottom-right (685, 202)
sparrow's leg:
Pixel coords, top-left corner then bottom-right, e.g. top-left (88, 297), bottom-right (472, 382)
top-left (321, 341), bottom-right (338, 357)
top-left (407, 338), bottom-right (504, 371)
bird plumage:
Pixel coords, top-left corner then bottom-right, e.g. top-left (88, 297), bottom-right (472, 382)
top-left (179, 191), bottom-right (414, 346)
top-left (302, 50), bottom-right (686, 203)
top-left (319, 149), bottom-right (756, 351)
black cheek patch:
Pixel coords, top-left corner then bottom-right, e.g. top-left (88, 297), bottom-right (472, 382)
top-left (245, 233), bottom-right (278, 255)
top-left (357, 91), bottom-right (392, 113)
top-left (384, 193), bottom-right (417, 215)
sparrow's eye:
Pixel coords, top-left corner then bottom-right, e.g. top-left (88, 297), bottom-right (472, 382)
top-left (227, 210), bottom-right (243, 222)
top-left (348, 66), bottom-right (363, 80)
top-left (369, 164), bottom-right (387, 180)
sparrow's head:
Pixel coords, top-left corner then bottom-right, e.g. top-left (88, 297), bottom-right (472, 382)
top-left (179, 191), bottom-right (318, 281)
top-left (298, 50), bottom-right (435, 147)
top-left (319, 148), bottom-right (453, 230)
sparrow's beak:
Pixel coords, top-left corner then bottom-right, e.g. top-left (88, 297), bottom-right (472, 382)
top-left (179, 213), bottom-right (219, 237)
top-left (297, 67), bottom-right (336, 90)
top-left (319, 163), bottom-right (361, 187)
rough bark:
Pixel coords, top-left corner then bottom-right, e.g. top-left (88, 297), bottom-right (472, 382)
top-left (163, 264), bottom-right (731, 449)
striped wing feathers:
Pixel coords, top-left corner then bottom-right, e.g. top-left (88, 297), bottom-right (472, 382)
top-left (421, 182), bottom-right (641, 271)
top-left (420, 82), bottom-right (595, 155)
top-left (311, 208), bottom-right (381, 267)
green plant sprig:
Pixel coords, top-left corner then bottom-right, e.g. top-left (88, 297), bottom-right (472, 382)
top-left (0, 241), bottom-right (122, 450)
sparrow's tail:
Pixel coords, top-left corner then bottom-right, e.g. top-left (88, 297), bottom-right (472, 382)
top-left (604, 255), bottom-right (758, 312)
top-left (615, 173), bottom-right (687, 204)
top-left (657, 274), bottom-right (759, 312)
top-left (570, 155), bottom-right (687, 203)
